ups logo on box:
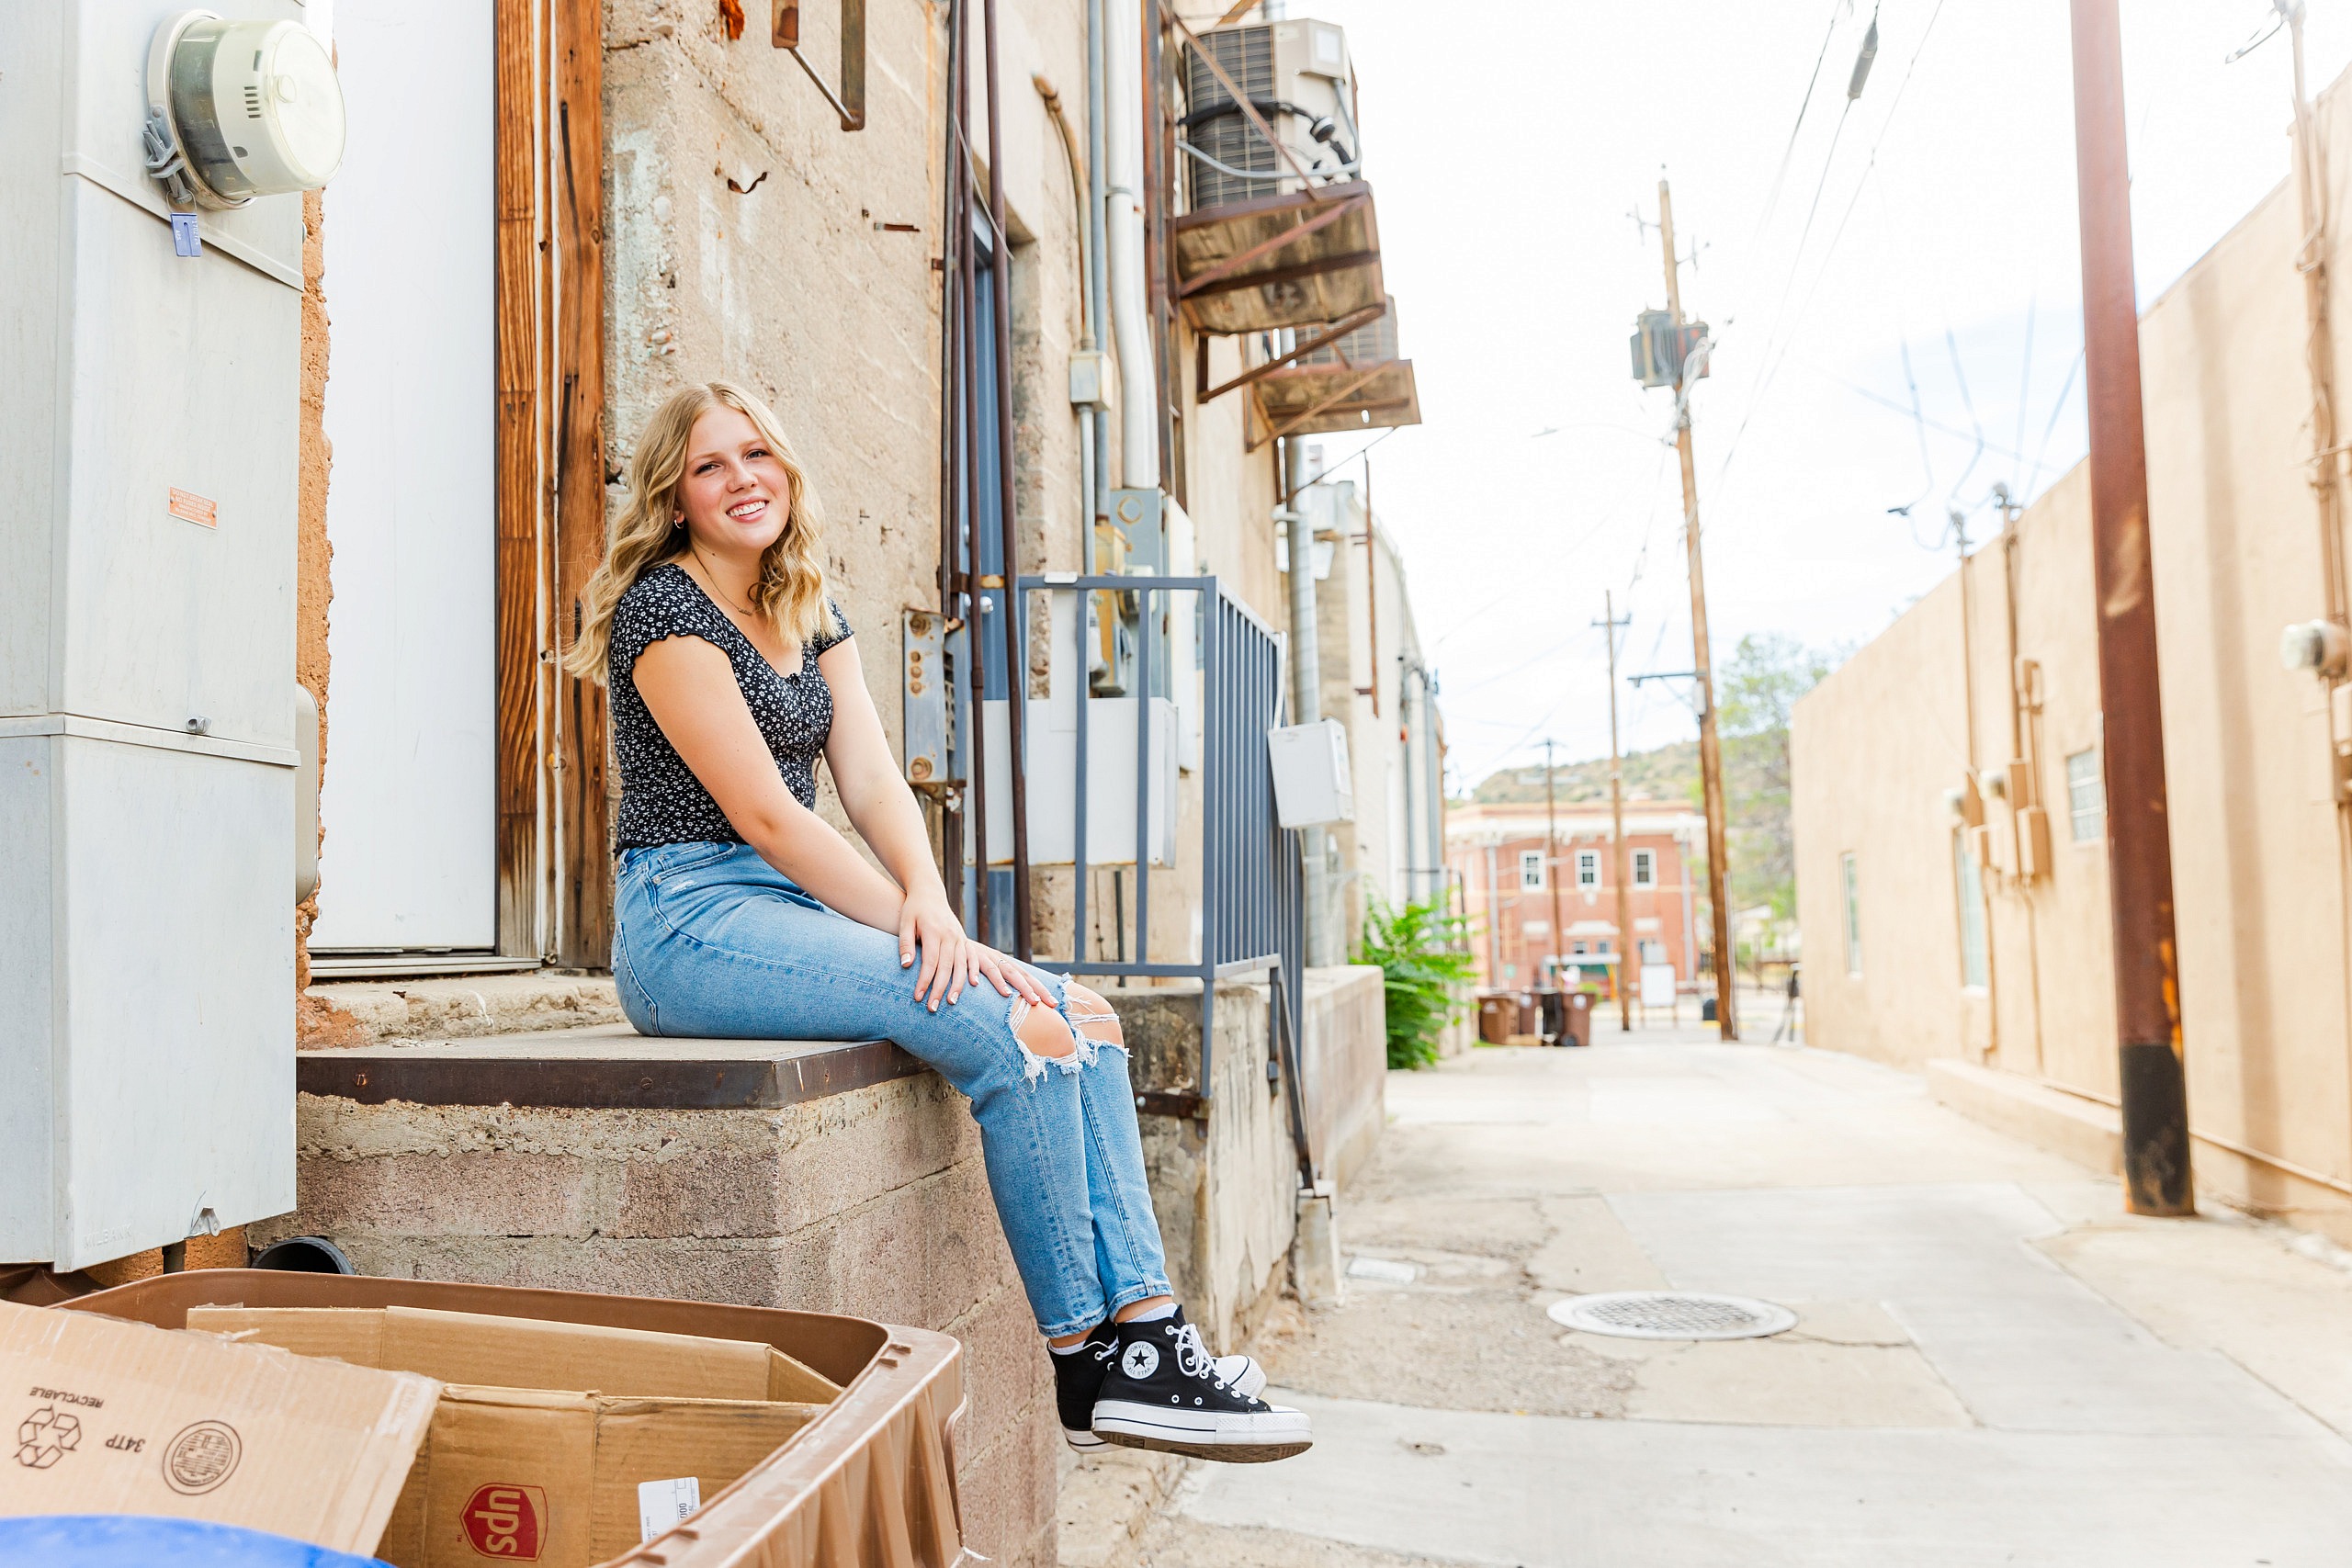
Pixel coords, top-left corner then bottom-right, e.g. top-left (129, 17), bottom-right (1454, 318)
top-left (463, 1483), bottom-right (547, 1560)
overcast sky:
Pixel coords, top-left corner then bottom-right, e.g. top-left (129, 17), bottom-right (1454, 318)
top-left (1282, 0), bottom-right (2352, 792)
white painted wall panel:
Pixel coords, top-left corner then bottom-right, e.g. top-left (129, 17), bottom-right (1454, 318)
top-left (62, 180), bottom-right (300, 747)
top-left (0, 740), bottom-right (59, 1251)
top-left (0, 733), bottom-right (297, 1269)
top-left (51, 737), bottom-right (296, 1269)
top-left (0, 1), bottom-right (304, 1266)
top-left (310, 0), bottom-right (497, 950)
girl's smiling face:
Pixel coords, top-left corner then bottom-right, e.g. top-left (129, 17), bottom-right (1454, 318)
top-left (677, 405), bottom-right (791, 555)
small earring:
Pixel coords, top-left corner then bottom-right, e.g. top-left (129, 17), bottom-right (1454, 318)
top-left (672, 515), bottom-right (684, 530)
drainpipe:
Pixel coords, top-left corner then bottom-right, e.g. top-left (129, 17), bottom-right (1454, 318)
top-left (1086, 0), bottom-right (1112, 537)
top-left (1104, 0), bottom-right (1156, 489)
top-left (1033, 73), bottom-right (1096, 582)
top-left (1484, 840), bottom-right (1502, 983)
top-left (1284, 435), bottom-right (1328, 965)
top-left (1401, 661), bottom-right (1419, 903)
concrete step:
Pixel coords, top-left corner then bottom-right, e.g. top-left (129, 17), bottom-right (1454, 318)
top-left (1926, 1056), bottom-right (2121, 1175)
top-left (304, 972), bottom-right (622, 1045)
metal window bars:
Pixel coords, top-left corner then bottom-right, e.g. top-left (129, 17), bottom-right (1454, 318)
top-left (1015, 574), bottom-right (1315, 1187)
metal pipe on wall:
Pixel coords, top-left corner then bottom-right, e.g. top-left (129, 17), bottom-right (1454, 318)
top-left (1285, 434), bottom-right (1328, 965)
top-left (1104, 0), bottom-right (1157, 489)
top-left (955, 2), bottom-right (991, 942)
top-left (981, 0), bottom-right (1035, 957)
top-left (936, 0), bottom-right (969, 903)
top-left (1086, 0), bottom-right (1112, 557)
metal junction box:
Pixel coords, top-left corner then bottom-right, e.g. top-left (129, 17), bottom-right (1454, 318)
top-left (0, 0), bottom-right (304, 1269)
top-left (1268, 717), bottom-right (1354, 827)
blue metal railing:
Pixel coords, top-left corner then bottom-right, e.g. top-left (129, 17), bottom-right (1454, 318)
top-left (1015, 574), bottom-right (1311, 1178)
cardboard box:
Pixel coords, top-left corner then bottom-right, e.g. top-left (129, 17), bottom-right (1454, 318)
top-left (192, 1305), bottom-right (839, 1568)
top-left (187, 1304), bottom-right (841, 1405)
top-left (0, 1299), bottom-right (438, 1554)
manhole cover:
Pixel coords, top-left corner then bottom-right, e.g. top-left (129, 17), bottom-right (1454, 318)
top-left (1546, 1292), bottom-right (1796, 1340)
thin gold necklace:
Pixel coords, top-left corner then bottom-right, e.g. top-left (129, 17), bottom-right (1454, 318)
top-left (687, 545), bottom-right (761, 620)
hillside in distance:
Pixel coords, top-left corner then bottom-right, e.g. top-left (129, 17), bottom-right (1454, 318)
top-left (1465, 739), bottom-right (1699, 807)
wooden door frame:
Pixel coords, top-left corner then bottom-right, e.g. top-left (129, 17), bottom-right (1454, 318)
top-left (495, 0), bottom-right (609, 968)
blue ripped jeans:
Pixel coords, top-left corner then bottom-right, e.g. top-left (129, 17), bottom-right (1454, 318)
top-left (612, 840), bottom-right (1172, 1337)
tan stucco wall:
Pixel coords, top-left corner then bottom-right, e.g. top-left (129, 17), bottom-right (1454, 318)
top-left (1792, 470), bottom-right (2117, 1083)
top-left (1793, 74), bottom-right (2352, 1239)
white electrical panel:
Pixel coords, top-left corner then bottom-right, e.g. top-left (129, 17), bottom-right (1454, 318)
top-left (0, 0), bottom-right (307, 1269)
top-left (1269, 718), bottom-right (1355, 827)
top-left (978, 698), bottom-right (1180, 868)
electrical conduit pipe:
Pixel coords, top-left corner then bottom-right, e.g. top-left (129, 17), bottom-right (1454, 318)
top-left (1103, 0), bottom-right (1156, 490)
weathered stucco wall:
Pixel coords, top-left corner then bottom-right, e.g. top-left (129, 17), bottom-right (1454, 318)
top-left (1792, 469), bottom-right (2115, 1083)
top-left (1105, 965), bottom-right (1385, 1349)
top-left (1794, 74), bottom-right (2352, 1241)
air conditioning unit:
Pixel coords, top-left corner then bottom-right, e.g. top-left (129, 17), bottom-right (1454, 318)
top-left (1182, 17), bottom-right (1359, 210)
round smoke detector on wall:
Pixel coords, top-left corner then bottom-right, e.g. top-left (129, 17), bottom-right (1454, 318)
top-left (145, 11), bottom-right (346, 210)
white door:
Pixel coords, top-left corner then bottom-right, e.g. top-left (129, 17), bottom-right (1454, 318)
top-left (309, 0), bottom-right (498, 950)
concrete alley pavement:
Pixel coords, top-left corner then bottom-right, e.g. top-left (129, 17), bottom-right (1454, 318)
top-left (1127, 1028), bottom-right (2352, 1566)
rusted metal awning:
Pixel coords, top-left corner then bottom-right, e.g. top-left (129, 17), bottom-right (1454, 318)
top-left (1171, 180), bottom-right (1385, 335)
top-left (1244, 298), bottom-right (1419, 450)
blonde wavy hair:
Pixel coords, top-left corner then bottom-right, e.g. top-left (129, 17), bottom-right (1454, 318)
top-left (565, 381), bottom-right (829, 683)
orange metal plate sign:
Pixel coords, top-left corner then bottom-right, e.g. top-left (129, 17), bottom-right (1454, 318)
top-left (168, 488), bottom-right (218, 528)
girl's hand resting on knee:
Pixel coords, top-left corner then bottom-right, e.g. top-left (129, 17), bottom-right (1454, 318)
top-left (899, 893), bottom-right (1053, 1011)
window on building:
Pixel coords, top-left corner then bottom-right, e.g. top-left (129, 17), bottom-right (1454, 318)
top-left (1633, 849), bottom-right (1656, 887)
top-left (1577, 850), bottom-right (1600, 888)
top-left (1841, 852), bottom-right (1862, 976)
top-left (1954, 834), bottom-right (1988, 988)
top-left (1519, 850), bottom-right (1544, 890)
top-left (2066, 748), bottom-right (2103, 844)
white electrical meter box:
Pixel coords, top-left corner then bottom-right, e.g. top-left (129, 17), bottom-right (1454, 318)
top-left (979, 698), bottom-right (1180, 867)
top-left (1269, 718), bottom-right (1355, 827)
top-left (0, 0), bottom-right (313, 1269)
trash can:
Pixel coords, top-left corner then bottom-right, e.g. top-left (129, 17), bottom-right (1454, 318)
top-left (1515, 991), bottom-right (1541, 1039)
top-left (1534, 987), bottom-right (1566, 1045)
top-left (1476, 990), bottom-right (1515, 1044)
top-left (1563, 990), bottom-right (1594, 1047)
top-left (60, 1269), bottom-right (967, 1568)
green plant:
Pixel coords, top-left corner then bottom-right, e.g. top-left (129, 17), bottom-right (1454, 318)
top-left (1356, 897), bottom-right (1479, 1070)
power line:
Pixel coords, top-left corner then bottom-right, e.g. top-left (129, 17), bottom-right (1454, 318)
top-left (1710, 0), bottom-right (1951, 497)
top-left (1757, 0), bottom-right (1851, 236)
top-left (1809, 365), bottom-right (2036, 467)
top-left (2010, 296), bottom-right (2037, 498)
top-left (2026, 345), bottom-right (2086, 497)
top-left (1941, 324), bottom-right (1988, 510)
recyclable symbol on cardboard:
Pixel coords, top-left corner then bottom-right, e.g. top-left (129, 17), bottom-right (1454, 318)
top-left (163, 1419), bottom-right (241, 1494)
top-left (16, 1405), bottom-right (82, 1469)
top-left (464, 1483), bottom-right (547, 1561)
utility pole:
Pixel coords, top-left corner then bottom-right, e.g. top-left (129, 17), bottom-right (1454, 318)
top-left (1656, 178), bottom-right (1738, 1040)
top-left (1543, 739), bottom-right (1565, 994)
top-left (2069, 0), bottom-right (2191, 1214)
top-left (1598, 594), bottom-right (1634, 1032)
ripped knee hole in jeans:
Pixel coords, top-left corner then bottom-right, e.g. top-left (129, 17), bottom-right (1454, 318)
top-left (1006, 980), bottom-right (1127, 1083)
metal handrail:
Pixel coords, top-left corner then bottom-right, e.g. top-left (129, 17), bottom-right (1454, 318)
top-left (1015, 575), bottom-right (1306, 1145)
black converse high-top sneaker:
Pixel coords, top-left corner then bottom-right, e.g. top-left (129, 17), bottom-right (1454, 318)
top-left (1091, 1308), bottom-right (1311, 1462)
top-left (1055, 1317), bottom-right (1268, 1453)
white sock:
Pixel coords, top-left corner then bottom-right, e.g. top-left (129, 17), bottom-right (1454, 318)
top-left (1124, 1301), bottom-right (1178, 1325)
top-left (1049, 1337), bottom-right (1092, 1356)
